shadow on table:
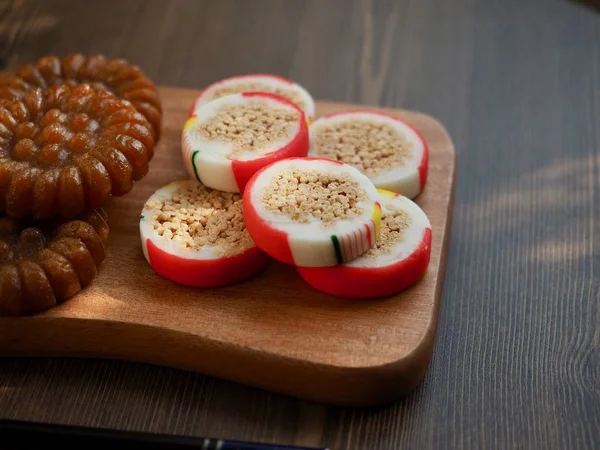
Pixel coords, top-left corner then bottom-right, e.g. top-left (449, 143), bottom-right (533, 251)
top-left (0, 354), bottom-right (431, 448)
top-left (571, 0), bottom-right (600, 12)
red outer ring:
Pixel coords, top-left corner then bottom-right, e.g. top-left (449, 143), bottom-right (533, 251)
top-left (189, 74), bottom-right (295, 116)
top-left (242, 157), bottom-right (344, 264)
top-left (243, 173), bottom-right (294, 264)
top-left (318, 109), bottom-right (429, 190)
top-left (230, 92), bottom-right (309, 191)
top-left (418, 140), bottom-right (429, 191)
top-left (146, 239), bottom-right (270, 288)
top-left (189, 102), bottom-right (197, 118)
top-left (297, 228), bottom-right (432, 298)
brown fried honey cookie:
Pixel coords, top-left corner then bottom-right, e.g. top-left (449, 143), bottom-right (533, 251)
top-left (0, 83), bottom-right (154, 220)
top-left (0, 209), bottom-right (109, 316)
top-left (0, 54), bottom-right (162, 140)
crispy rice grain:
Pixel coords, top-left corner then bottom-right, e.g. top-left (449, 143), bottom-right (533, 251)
top-left (209, 82), bottom-right (306, 112)
top-left (312, 120), bottom-right (413, 176)
top-left (197, 101), bottom-right (298, 156)
top-left (363, 208), bottom-right (411, 258)
top-left (262, 169), bottom-right (367, 225)
top-left (146, 183), bottom-right (252, 257)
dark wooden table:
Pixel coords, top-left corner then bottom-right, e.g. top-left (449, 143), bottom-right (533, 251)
top-left (0, 0), bottom-right (599, 448)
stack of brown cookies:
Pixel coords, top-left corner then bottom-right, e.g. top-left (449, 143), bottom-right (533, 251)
top-left (0, 54), bottom-right (162, 316)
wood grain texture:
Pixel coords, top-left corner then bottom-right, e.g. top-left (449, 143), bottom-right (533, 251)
top-left (0, 0), bottom-right (599, 449)
top-left (0, 89), bottom-right (455, 406)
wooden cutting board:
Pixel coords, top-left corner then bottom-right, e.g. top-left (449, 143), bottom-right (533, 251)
top-left (0, 87), bottom-right (455, 406)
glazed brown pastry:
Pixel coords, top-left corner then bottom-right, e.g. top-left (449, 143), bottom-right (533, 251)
top-left (0, 209), bottom-right (109, 316)
top-left (0, 83), bottom-right (154, 220)
top-left (0, 54), bottom-right (162, 140)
